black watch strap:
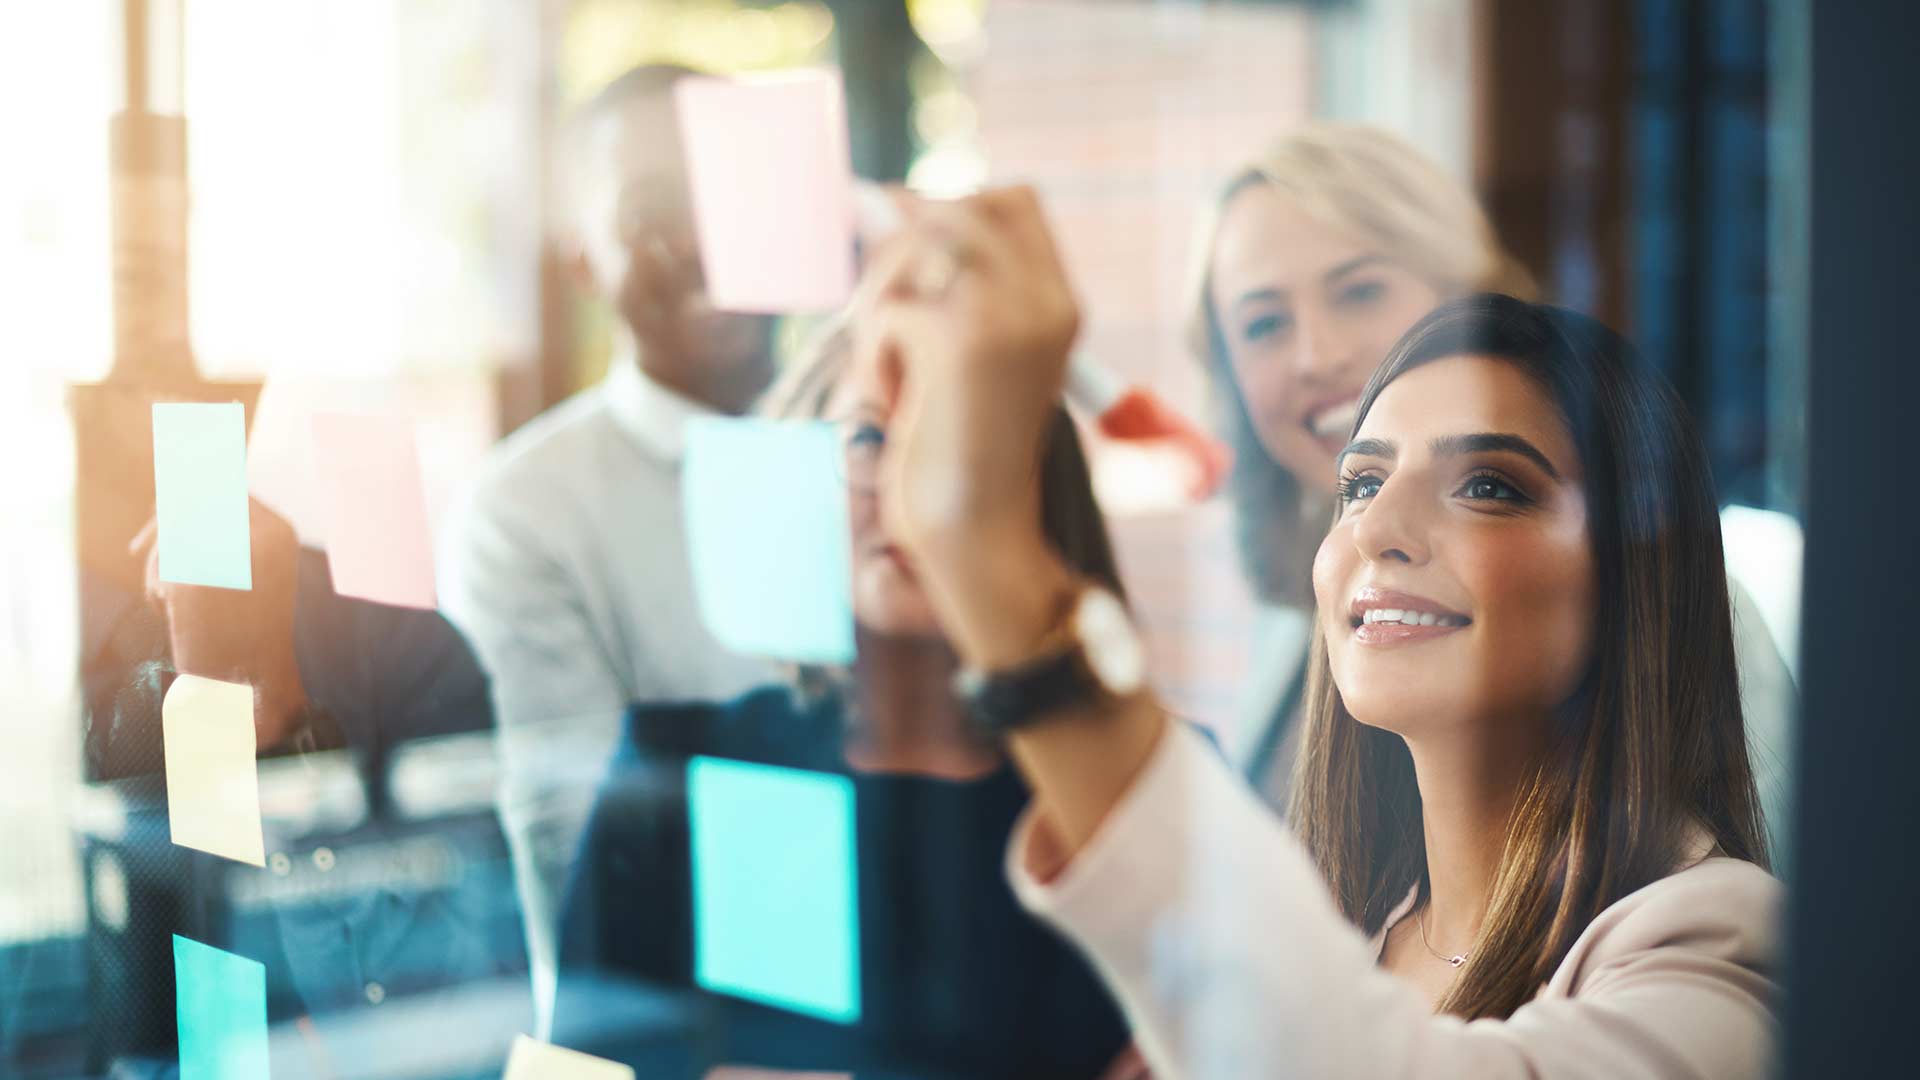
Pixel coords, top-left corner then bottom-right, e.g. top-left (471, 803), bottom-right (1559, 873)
top-left (954, 646), bottom-right (1098, 736)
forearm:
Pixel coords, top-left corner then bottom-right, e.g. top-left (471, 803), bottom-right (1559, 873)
top-left (916, 521), bottom-right (1167, 858)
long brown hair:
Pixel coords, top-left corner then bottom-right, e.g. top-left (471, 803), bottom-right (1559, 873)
top-left (1287, 294), bottom-right (1769, 1019)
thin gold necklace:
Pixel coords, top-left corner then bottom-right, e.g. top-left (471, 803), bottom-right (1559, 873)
top-left (1417, 904), bottom-right (1470, 968)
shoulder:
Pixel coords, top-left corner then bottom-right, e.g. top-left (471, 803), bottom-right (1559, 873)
top-left (469, 389), bottom-right (620, 498)
top-left (1566, 857), bottom-right (1782, 985)
top-left (443, 389), bottom-right (635, 563)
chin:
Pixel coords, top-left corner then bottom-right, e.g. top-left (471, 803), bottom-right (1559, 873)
top-left (1338, 686), bottom-right (1456, 735)
top-left (691, 314), bottom-right (773, 362)
top-left (853, 605), bottom-right (943, 641)
top-left (853, 566), bottom-right (943, 641)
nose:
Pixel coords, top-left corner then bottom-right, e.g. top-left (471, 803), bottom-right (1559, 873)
top-left (1295, 308), bottom-right (1348, 385)
top-left (1349, 472), bottom-right (1429, 567)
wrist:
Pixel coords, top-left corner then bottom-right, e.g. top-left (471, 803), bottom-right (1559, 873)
top-left (913, 521), bottom-right (1078, 671)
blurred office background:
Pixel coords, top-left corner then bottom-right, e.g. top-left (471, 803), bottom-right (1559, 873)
top-left (0, 1), bottom-right (1813, 1077)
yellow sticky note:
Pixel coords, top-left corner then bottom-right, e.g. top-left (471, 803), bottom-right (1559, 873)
top-left (503, 1035), bottom-right (634, 1080)
top-left (161, 674), bottom-right (265, 867)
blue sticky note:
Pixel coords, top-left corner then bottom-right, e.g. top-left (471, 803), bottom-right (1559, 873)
top-left (683, 417), bottom-right (854, 664)
top-left (689, 755), bottom-right (860, 1024)
top-left (173, 934), bottom-right (269, 1080)
top-left (153, 402), bottom-right (253, 590)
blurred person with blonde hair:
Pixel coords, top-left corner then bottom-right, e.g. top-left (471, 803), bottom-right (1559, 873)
top-left (1190, 125), bottom-right (1792, 838)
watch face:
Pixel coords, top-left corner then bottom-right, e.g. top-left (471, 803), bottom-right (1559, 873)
top-left (1074, 588), bottom-right (1145, 694)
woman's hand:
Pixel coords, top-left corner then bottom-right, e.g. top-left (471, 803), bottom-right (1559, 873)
top-left (852, 186), bottom-right (1084, 666)
top-left (855, 186), bottom-right (1171, 859)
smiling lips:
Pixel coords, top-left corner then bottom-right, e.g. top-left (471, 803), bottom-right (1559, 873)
top-left (1347, 586), bottom-right (1472, 646)
top-left (1305, 396), bottom-right (1361, 453)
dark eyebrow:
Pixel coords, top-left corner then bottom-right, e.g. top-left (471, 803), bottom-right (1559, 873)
top-left (1335, 432), bottom-right (1564, 481)
top-left (1335, 437), bottom-right (1396, 473)
top-left (1322, 253), bottom-right (1390, 284)
top-left (1429, 432), bottom-right (1563, 480)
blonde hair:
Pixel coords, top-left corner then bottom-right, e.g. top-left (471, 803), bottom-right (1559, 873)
top-left (1186, 124), bottom-right (1536, 605)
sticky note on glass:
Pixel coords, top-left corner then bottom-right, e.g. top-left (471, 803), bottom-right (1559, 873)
top-left (162, 674), bottom-right (265, 867)
top-left (153, 402), bottom-right (253, 590)
top-left (676, 68), bottom-right (855, 313)
top-left (683, 417), bottom-right (854, 664)
top-left (311, 413), bottom-right (437, 609)
top-left (503, 1035), bottom-right (634, 1080)
top-left (690, 756), bottom-right (859, 1024)
top-left (174, 935), bottom-right (269, 1080)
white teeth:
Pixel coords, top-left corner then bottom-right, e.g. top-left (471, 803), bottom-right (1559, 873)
top-left (1309, 399), bottom-right (1361, 438)
top-left (1360, 609), bottom-right (1466, 627)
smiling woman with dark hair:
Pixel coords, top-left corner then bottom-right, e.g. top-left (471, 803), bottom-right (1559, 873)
top-left (858, 188), bottom-right (1780, 1077)
top-left (1291, 294), bottom-right (1769, 1021)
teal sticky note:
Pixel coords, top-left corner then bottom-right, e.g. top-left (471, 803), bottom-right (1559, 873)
top-left (153, 402), bottom-right (253, 590)
top-left (173, 934), bottom-right (269, 1080)
top-left (682, 417), bottom-right (854, 664)
top-left (689, 755), bottom-right (860, 1024)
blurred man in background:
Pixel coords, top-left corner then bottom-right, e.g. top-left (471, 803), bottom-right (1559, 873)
top-left (437, 64), bottom-right (779, 1035)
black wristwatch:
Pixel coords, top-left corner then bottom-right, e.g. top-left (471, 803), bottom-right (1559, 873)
top-left (953, 586), bottom-right (1146, 736)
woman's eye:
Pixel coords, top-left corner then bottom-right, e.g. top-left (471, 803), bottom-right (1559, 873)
top-left (1243, 312), bottom-right (1293, 343)
top-left (1336, 279), bottom-right (1386, 307)
top-left (840, 422), bottom-right (886, 489)
top-left (1458, 473), bottom-right (1524, 502)
top-left (844, 422), bottom-right (887, 465)
top-left (1338, 473), bottom-right (1383, 505)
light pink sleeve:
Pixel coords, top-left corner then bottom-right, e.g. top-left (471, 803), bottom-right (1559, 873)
top-left (1006, 724), bottom-right (1780, 1079)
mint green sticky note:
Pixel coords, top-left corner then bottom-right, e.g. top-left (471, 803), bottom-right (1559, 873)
top-left (173, 934), bottom-right (269, 1080)
top-left (682, 417), bottom-right (854, 664)
top-left (153, 402), bottom-right (253, 590)
top-left (689, 756), bottom-right (860, 1024)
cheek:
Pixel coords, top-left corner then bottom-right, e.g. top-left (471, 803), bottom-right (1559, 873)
top-left (848, 490), bottom-right (880, 547)
top-left (1228, 346), bottom-right (1296, 426)
top-left (852, 551), bottom-right (941, 638)
top-left (1457, 525), bottom-right (1597, 706)
top-left (1360, 303), bottom-right (1430, 369)
top-left (1311, 521), bottom-right (1360, 637)
top-left (1310, 522), bottom-right (1350, 607)
top-left (1229, 345), bottom-right (1325, 472)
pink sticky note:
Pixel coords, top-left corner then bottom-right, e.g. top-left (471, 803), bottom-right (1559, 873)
top-left (311, 413), bottom-right (437, 609)
top-left (676, 68), bottom-right (855, 313)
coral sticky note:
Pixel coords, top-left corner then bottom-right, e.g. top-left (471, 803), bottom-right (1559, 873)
top-left (311, 413), bottom-right (437, 609)
top-left (503, 1034), bottom-right (635, 1080)
top-left (174, 935), bottom-right (269, 1080)
top-left (689, 756), bottom-right (860, 1024)
top-left (162, 674), bottom-right (265, 867)
top-left (152, 402), bottom-right (253, 590)
top-left (682, 417), bottom-right (855, 665)
top-left (675, 68), bottom-right (855, 313)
